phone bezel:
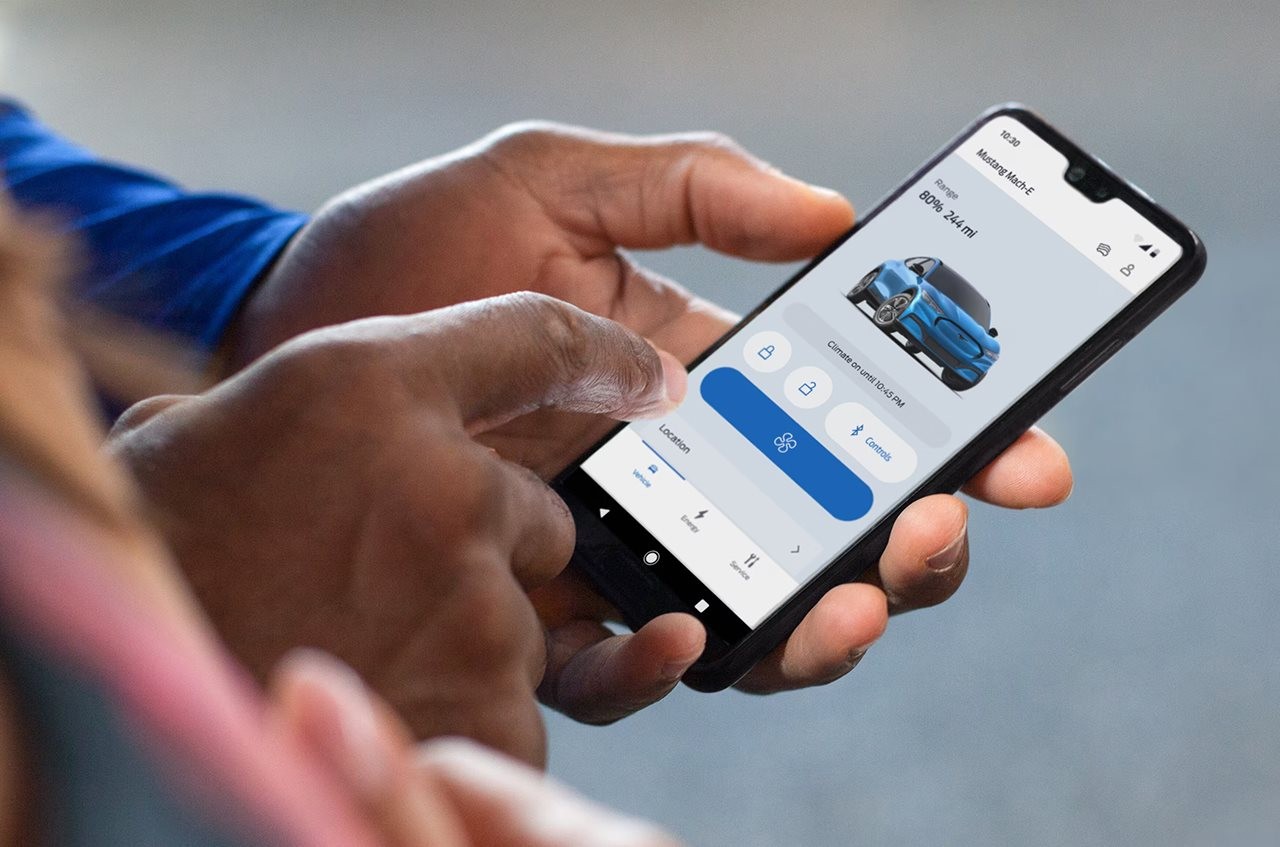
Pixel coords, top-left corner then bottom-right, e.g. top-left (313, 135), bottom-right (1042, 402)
top-left (553, 103), bottom-right (1207, 691)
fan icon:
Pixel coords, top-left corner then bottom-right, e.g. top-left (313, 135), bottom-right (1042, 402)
top-left (773, 432), bottom-right (798, 454)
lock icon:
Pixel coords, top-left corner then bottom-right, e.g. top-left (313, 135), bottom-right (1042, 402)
top-left (798, 380), bottom-right (817, 396)
top-left (744, 331), bottom-right (790, 373)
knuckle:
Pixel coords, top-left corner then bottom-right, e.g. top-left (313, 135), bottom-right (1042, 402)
top-left (616, 346), bottom-right (663, 410)
top-left (450, 573), bottom-right (541, 666)
top-left (682, 130), bottom-right (747, 159)
top-left (516, 467), bottom-right (577, 577)
top-left (482, 120), bottom-right (571, 160)
top-left (517, 292), bottom-right (596, 381)
top-left (605, 323), bottom-right (663, 407)
top-left (542, 489), bottom-right (577, 568)
top-left (414, 446), bottom-right (505, 540)
top-left (264, 326), bottom-right (393, 404)
top-left (109, 394), bottom-right (185, 436)
top-left (505, 291), bottom-right (660, 409)
top-left (504, 288), bottom-right (565, 320)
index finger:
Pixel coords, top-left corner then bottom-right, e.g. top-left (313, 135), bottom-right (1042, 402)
top-left (408, 292), bottom-right (687, 431)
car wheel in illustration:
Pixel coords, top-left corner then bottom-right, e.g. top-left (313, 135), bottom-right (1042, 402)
top-left (873, 292), bottom-right (914, 328)
top-left (848, 267), bottom-right (880, 302)
top-left (941, 369), bottom-right (980, 391)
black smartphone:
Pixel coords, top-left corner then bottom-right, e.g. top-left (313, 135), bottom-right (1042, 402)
top-left (554, 104), bottom-right (1206, 691)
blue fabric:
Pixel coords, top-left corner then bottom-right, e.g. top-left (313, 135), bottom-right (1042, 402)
top-left (0, 100), bottom-right (308, 350)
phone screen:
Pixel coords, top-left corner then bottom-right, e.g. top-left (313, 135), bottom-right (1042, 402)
top-left (560, 113), bottom-right (1184, 643)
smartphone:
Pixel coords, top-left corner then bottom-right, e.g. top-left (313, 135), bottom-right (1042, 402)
top-left (553, 104), bottom-right (1206, 691)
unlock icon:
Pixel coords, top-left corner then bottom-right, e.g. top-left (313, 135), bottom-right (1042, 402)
top-left (757, 344), bottom-right (776, 361)
top-left (782, 365), bottom-right (831, 408)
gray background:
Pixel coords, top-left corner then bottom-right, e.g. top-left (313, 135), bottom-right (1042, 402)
top-left (3, 1), bottom-right (1275, 844)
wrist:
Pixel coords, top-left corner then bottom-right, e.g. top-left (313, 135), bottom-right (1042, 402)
top-left (214, 216), bottom-right (315, 377)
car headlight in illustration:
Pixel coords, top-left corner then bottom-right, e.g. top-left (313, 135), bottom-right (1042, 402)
top-left (845, 257), bottom-right (1000, 391)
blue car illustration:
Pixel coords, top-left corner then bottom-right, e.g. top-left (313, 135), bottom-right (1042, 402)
top-left (846, 257), bottom-right (1000, 390)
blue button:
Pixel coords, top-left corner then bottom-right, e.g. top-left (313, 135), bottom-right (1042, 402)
top-left (700, 367), bottom-right (873, 522)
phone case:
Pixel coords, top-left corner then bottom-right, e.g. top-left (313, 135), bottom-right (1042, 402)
top-left (555, 103), bottom-right (1207, 692)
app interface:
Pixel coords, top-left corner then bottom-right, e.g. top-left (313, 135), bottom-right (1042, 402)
top-left (570, 115), bottom-right (1182, 636)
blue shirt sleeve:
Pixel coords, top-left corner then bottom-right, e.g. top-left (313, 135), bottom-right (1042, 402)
top-left (0, 100), bottom-right (308, 350)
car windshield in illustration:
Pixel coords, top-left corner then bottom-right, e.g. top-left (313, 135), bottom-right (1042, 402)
top-left (845, 257), bottom-right (1000, 390)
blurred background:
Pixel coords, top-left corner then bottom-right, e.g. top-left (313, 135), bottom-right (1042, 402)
top-left (3, 0), bottom-right (1276, 844)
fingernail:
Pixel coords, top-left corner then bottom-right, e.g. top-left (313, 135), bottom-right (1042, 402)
top-left (660, 652), bottom-right (701, 685)
top-left (842, 646), bottom-right (870, 673)
top-left (782, 172), bottom-right (848, 206)
top-left (660, 640), bottom-right (703, 683)
top-left (658, 350), bottom-right (688, 407)
top-left (803, 183), bottom-right (846, 203)
top-left (660, 657), bottom-right (695, 683)
top-left (925, 525), bottom-right (968, 572)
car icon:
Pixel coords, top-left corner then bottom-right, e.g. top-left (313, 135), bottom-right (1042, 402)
top-left (846, 257), bottom-right (1000, 390)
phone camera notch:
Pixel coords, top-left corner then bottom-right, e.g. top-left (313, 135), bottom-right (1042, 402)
top-left (1064, 162), bottom-right (1115, 203)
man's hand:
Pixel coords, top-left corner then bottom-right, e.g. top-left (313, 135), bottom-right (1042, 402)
top-left (226, 123), bottom-right (847, 476)
top-left (111, 292), bottom-right (686, 766)
top-left (225, 123), bottom-right (1073, 723)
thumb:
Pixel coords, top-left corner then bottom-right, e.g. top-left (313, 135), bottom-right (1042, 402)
top-left (482, 122), bottom-right (855, 261)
